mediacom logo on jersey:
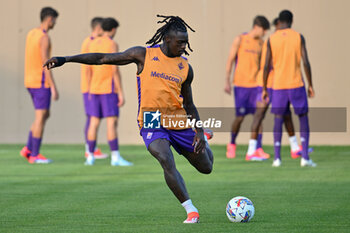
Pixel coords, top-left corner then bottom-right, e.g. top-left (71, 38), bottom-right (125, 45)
top-left (143, 110), bottom-right (222, 129)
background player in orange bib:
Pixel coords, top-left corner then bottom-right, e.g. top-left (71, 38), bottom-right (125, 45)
top-left (262, 10), bottom-right (316, 167)
top-left (80, 17), bottom-right (108, 159)
top-left (44, 15), bottom-right (213, 224)
top-left (21, 7), bottom-right (59, 164)
top-left (245, 18), bottom-right (311, 160)
top-left (84, 17), bottom-right (131, 166)
top-left (224, 16), bottom-right (270, 160)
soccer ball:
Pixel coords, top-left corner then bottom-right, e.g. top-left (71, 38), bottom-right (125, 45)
top-left (226, 196), bottom-right (255, 222)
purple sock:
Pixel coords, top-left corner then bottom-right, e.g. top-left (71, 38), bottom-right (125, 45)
top-left (230, 133), bottom-right (237, 144)
top-left (87, 140), bottom-right (96, 154)
top-left (299, 114), bottom-right (310, 160)
top-left (26, 131), bottom-right (33, 151)
top-left (257, 133), bottom-right (263, 149)
top-left (108, 138), bottom-right (119, 151)
top-left (31, 137), bottom-right (42, 157)
top-left (273, 116), bottom-right (284, 160)
top-left (85, 116), bottom-right (90, 142)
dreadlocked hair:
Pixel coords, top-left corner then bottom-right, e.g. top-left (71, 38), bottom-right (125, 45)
top-left (146, 15), bottom-right (195, 55)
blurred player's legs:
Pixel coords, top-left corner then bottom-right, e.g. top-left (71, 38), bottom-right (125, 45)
top-left (83, 93), bottom-right (108, 159)
top-left (227, 86), bottom-right (258, 159)
top-left (85, 94), bottom-right (132, 166)
top-left (271, 87), bottom-right (316, 167)
top-left (245, 87), bottom-right (270, 161)
top-left (21, 88), bottom-right (52, 164)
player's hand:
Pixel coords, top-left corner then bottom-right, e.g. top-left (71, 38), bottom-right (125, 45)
top-left (43, 57), bottom-right (66, 70)
top-left (308, 86), bottom-right (315, 98)
top-left (192, 129), bottom-right (206, 154)
top-left (51, 86), bottom-right (59, 101)
top-left (224, 80), bottom-right (232, 95)
top-left (262, 89), bottom-right (269, 104)
top-left (118, 92), bottom-right (125, 107)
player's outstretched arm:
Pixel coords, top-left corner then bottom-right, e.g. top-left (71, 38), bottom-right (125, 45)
top-left (300, 34), bottom-right (314, 98)
top-left (181, 64), bottom-right (205, 154)
top-left (44, 46), bottom-right (146, 73)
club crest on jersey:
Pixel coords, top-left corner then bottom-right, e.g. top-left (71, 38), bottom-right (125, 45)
top-left (178, 62), bottom-right (184, 70)
top-left (152, 56), bottom-right (160, 61)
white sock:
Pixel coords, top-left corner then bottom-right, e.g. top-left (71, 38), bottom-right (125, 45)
top-left (111, 150), bottom-right (120, 161)
top-left (247, 139), bottom-right (257, 156)
top-left (289, 136), bottom-right (299, 151)
top-left (181, 199), bottom-right (198, 214)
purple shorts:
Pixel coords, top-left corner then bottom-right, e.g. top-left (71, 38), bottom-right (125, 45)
top-left (271, 86), bottom-right (308, 115)
top-left (140, 127), bottom-right (196, 155)
top-left (87, 93), bottom-right (119, 118)
top-left (234, 86), bottom-right (257, 116)
top-left (27, 87), bottom-right (51, 110)
top-left (256, 86), bottom-right (273, 104)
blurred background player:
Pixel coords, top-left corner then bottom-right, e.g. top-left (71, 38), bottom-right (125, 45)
top-left (85, 17), bottom-right (132, 166)
top-left (81, 17), bottom-right (108, 159)
top-left (44, 14), bottom-right (213, 224)
top-left (246, 18), bottom-right (309, 160)
top-left (263, 10), bottom-right (316, 167)
top-left (224, 15), bottom-right (270, 160)
top-left (20, 7), bottom-right (59, 164)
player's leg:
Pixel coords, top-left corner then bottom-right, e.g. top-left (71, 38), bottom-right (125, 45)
top-left (85, 116), bottom-right (100, 165)
top-left (270, 89), bottom-right (290, 167)
top-left (23, 88), bottom-right (52, 164)
top-left (246, 100), bottom-right (269, 160)
top-left (181, 145), bottom-right (213, 174)
top-left (83, 93), bottom-right (107, 159)
top-left (290, 87), bottom-right (316, 167)
top-left (227, 86), bottom-right (249, 158)
top-left (272, 114), bottom-right (284, 167)
top-left (283, 113), bottom-right (301, 158)
top-left (100, 93), bottom-right (132, 166)
top-left (106, 116), bottom-right (133, 166)
top-left (227, 115), bottom-right (244, 158)
top-left (148, 138), bottom-right (199, 223)
top-left (284, 112), bottom-right (313, 159)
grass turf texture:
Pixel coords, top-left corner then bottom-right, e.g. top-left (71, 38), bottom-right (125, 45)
top-left (0, 144), bottom-right (349, 233)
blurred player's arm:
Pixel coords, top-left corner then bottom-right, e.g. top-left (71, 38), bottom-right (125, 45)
top-left (300, 34), bottom-right (314, 98)
top-left (262, 39), bottom-right (272, 102)
top-left (181, 64), bottom-right (205, 154)
top-left (41, 35), bottom-right (59, 101)
top-left (224, 36), bottom-right (241, 95)
top-left (44, 46), bottom-right (146, 75)
top-left (112, 42), bottom-right (124, 107)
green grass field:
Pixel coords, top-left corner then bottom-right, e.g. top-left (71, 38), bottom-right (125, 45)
top-left (0, 144), bottom-right (349, 233)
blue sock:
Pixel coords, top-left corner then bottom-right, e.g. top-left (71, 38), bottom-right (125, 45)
top-left (273, 116), bottom-right (284, 160)
top-left (230, 133), bottom-right (237, 144)
top-left (299, 114), bottom-right (310, 160)
top-left (257, 134), bottom-right (262, 149)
